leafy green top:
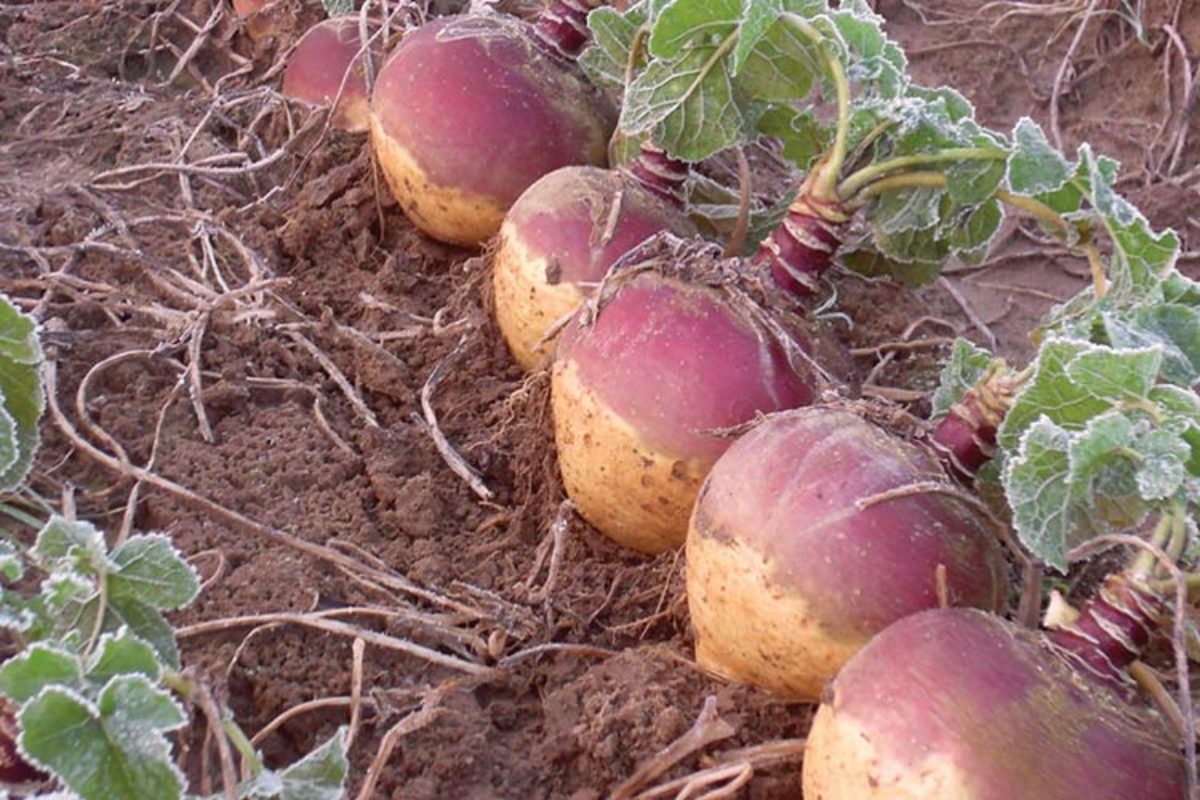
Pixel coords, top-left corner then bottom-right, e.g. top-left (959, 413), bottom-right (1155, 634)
top-left (0, 516), bottom-right (349, 800)
top-left (582, 0), bottom-right (1010, 276)
top-left (932, 119), bottom-right (1192, 572)
top-left (0, 294), bottom-right (44, 493)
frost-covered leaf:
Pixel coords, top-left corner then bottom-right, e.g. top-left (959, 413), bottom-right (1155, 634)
top-left (277, 727), bottom-right (349, 800)
top-left (579, 3), bottom-right (651, 91)
top-left (97, 675), bottom-right (186, 734)
top-left (735, 14), bottom-right (823, 102)
top-left (1006, 117), bottom-right (1073, 196)
top-left (1072, 146), bottom-right (1179, 298)
top-left (109, 535), bottom-right (199, 612)
top-left (931, 338), bottom-right (996, 419)
top-left (0, 644), bottom-right (82, 703)
top-left (621, 45), bottom-right (749, 161)
top-left (755, 106), bottom-right (830, 169)
top-left (948, 198), bottom-right (1004, 264)
top-left (1003, 418), bottom-right (1073, 570)
top-left (847, 88), bottom-right (1007, 275)
top-left (0, 541), bottom-right (22, 582)
top-left (732, 0), bottom-right (825, 72)
top-left (20, 679), bottom-right (185, 800)
top-left (40, 569), bottom-right (95, 618)
top-left (33, 517), bottom-right (108, 574)
top-left (1102, 304), bottom-right (1200, 385)
top-left (0, 295), bottom-right (43, 493)
top-left (1065, 412), bottom-right (1140, 506)
top-left (102, 596), bottom-right (181, 671)
top-left (1133, 428), bottom-right (1191, 500)
top-left (0, 600), bottom-right (37, 634)
top-left (997, 339), bottom-right (1162, 451)
top-left (648, 0), bottom-right (740, 57)
top-left (1003, 411), bottom-right (1154, 571)
top-left (85, 628), bottom-right (161, 686)
top-left (871, 183), bottom-right (942, 234)
top-left (823, 2), bottom-right (906, 100)
top-left (619, 0), bottom-right (893, 161)
top-left (687, 171), bottom-right (798, 251)
top-left (868, 224), bottom-right (951, 270)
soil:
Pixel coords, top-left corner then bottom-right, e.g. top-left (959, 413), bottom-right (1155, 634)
top-left (0, 0), bottom-right (1196, 798)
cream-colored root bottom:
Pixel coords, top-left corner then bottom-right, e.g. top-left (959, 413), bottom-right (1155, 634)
top-left (492, 226), bottom-right (585, 371)
top-left (370, 112), bottom-right (506, 247)
top-left (802, 703), bottom-right (970, 800)
top-left (551, 359), bottom-right (707, 554)
top-left (686, 528), bottom-right (864, 701)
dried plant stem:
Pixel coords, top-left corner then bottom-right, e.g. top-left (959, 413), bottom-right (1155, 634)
top-left (250, 696), bottom-right (374, 748)
top-left (416, 335), bottom-right (494, 501)
top-left (348, 638), bottom-right (367, 752)
top-left (177, 611), bottom-right (491, 676)
top-left (355, 688), bottom-right (451, 800)
top-left (611, 696), bottom-right (736, 800)
top-left (195, 682), bottom-right (238, 800)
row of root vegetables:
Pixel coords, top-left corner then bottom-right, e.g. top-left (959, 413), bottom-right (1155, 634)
top-left (249, 1), bottom-right (1195, 797)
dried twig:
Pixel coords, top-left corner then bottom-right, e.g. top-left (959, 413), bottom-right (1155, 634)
top-left (415, 334), bottom-right (494, 500)
top-left (195, 681), bottom-right (238, 800)
top-left (354, 686), bottom-right (453, 800)
top-left (176, 610), bottom-right (491, 676)
top-left (348, 637), bottom-right (367, 752)
top-left (938, 277), bottom-right (997, 350)
top-left (610, 696), bottom-right (737, 800)
top-left (527, 500), bottom-right (575, 603)
top-left (250, 695), bottom-right (375, 748)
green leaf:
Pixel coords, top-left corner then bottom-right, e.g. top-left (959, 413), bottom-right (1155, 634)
top-left (734, 15), bottom-right (823, 102)
top-left (33, 516), bottom-right (109, 573)
top-left (648, 0), bottom-right (740, 58)
top-left (579, 4), bottom-right (650, 92)
top-left (1102, 304), bottom-right (1200, 385)
top-left (1070, 145), bottom-right (1180, 300)
top-left (620, 45), bottom-right (749, 161)
top-left (997, 339), bottom-right (1162, 451)
top-left (871, 183), bottom-right (943, 234)
top-left (823, 3), bottom-right (907, 100)
top-left (278, 727), bottom-right (349, 800)
top-left (930, 338), bottom-right (996, 419)
top-left (40, 568), bottom-right (96, 619)
top-left (20, 680), bottom-right (186, 800)
top-left (755, 106), bottom-right (830, 169)
top-left (0, 644), bottom-right (82, 703)
top-left (103, 595), bottom-right (182, 671)
top-left (0, 295), bottom-right (44, 493)
top-left (949, 198), bottom-right (1004, 264)
top-left (1006, 117), bottom-right (1073, 196)
top-left (86, 628), bottom-right (162, 686)
top-left (109, 534), bottom-right (199, 612)
top-left (0, 540), bottom-right (23, 582)
top-left (1003, 418), bottom-right (1074, 570)
top-left (97, 674), bottom-right (186, 733)
top-left (320, 0), bottom-right (353, 15)
top-left (0, 598), bottom-right (37, 634)
top-left (1133, 428), bottom-right (1191, 500)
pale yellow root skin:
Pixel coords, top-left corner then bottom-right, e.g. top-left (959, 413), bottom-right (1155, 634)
top-left (552, 359), bottom-right (708, 554)
top-left (686, 529), bottom-right (864, 701)
top-left (335, 94), bottom-right (370, 134)
top-left (492, 224), bottom-right (585, 371)
top-left (802, 703), bottom-right (970, 800)
top-left (370, 112), bottom-right (507, 247)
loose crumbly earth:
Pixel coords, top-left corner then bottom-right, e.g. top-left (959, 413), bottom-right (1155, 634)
top-left (0, 0), bottom-right (1195, 797)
